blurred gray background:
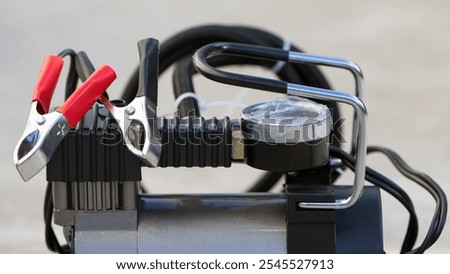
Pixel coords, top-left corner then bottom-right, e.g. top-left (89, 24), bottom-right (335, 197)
top-left (1, 0), bottom-right (449, 253)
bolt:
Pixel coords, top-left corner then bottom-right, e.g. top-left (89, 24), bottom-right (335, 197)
top-left (126, 106), bottom-right (136, 116)
top-left (36, 116), bottom-right (46, 125)
top-left (329, 158), bottom-right (343, 167)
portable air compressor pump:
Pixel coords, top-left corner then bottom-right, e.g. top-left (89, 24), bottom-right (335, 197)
top-left (14, 25), bottom-right (446, 254)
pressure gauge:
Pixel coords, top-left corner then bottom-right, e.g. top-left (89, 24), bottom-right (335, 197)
top-left (241, 96), bottom-right (332, 172)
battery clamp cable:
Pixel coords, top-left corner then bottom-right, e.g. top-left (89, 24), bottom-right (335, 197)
top-left (15, 24), bottom-right (447, 254)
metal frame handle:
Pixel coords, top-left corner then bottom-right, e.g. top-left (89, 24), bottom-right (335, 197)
top-left (288, 51), bottom-right (364, 154)
top-left (192, 42), bottom-right (367, 209)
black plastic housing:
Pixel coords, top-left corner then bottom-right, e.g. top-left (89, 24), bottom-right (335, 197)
top-left (47, 109), bottom-right (142, 182)
top-left (158, 117), bottom-right (232, 168)
top-left (47, 109), bottom-right (233, 182)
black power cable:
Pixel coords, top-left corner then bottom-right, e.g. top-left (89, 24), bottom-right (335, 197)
top-left (367, 146), bottom-right (447, 254)
top-left (44, 182), bottom-right (69, 254)
top-left (58, 49), bottom-right (78, 99)
top-left (330, 145), bottom-right (447, 253)
top-left (330, 146), bottom-right (418, 253)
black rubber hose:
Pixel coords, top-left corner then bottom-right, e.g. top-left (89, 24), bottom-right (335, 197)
top-left (123, 25), bottom-right (334, 98)
top-left (173, 54), bottom-right (303, 117)
top-left (124, 24), bottom-right (342, 143)
top-left (122, 25), bottom-right (269, 103)
top-left (172, 56), bottom-right (201, 117)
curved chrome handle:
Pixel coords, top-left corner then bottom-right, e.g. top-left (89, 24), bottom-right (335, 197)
top-left (287, 84), bottom-right (367, 209)
top-left (192, 42), bottom-right (367, 209)
top-left (288, 52), bottom-right (364, 155)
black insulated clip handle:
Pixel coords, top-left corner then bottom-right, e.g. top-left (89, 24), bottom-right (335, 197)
top-left (137, 38), bottom-right (159, 105)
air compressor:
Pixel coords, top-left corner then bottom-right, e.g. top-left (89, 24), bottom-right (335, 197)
top-left (14, 25), bottom-right (446, 254)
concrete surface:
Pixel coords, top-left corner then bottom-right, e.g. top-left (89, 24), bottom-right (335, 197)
top-left (0, 0), bottom-right (449, 253)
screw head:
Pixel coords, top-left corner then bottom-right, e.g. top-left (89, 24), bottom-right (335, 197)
top-left (126, 106), bottom-right (136, 116)
top-left (36, 116), bottom-right (46, 125)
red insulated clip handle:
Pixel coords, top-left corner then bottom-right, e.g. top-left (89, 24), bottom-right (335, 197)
top-left (32, 55), bottom-right (64, 114)
top-left (57, 65), bottom-right (116, 127)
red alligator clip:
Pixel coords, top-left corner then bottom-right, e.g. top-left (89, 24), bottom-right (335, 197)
top-left (13, 55), bottom-right (116, 181)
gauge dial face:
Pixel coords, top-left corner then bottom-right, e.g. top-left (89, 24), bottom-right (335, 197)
top-left (241, 96), bottom-right (331, 144)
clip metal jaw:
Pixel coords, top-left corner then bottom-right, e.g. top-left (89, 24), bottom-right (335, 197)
top-left (102, 96), bottom-right (161, 167)
top-left (14, 104), bottom-right (70, 181)
top-left (73, 38), bottom-right (162, 167)
top-left (100, 38), bottom-right (162, 167)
